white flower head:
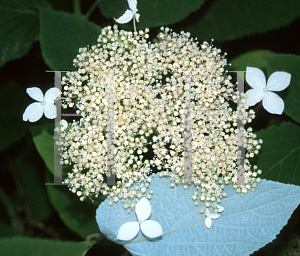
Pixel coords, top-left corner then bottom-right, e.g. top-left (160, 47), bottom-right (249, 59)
top-left (117, 197), bottom-right (163, 241)
top-left (115, 0), bottom-right (140, 24)
top-left (205, 208), bottom-right (220, 229)
top-left (245, 66), bottom-right (291, 115)
top-left (23, 87), bottom-right (61, 122)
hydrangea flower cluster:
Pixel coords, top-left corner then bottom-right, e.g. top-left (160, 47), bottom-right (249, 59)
top-left (60, 25), bottom-right (262, 211)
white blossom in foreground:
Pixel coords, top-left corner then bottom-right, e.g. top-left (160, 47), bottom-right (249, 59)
top-left (23, 87), bottom-right (61, 122)
top-left (115, 0), bottom-right (140, 24)
top-left (245, 66), bottom-right (291, 115)
top-left (117, 197), bottom-right (163, 241)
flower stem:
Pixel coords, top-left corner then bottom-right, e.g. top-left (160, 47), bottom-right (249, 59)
top-left (85, 0), bottom-right (102, 19)
top-left (133, 17), bottom-right (136, 33)
top-left (0, 185), bottom-right (18, 223)
top-left (73, 0), bottom-right (82, 16)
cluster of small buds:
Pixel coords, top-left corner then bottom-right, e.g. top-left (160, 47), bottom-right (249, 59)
top-left (61, 25), bottom-right (162, 202)
top-left (146, 27), bottom-right (262, 207)
top-left (60, 25), bottom-right (262, 207)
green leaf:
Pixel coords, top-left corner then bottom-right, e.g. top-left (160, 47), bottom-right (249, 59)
top-left (187, 0), bottom-right (300, 42)
top-left (265, 54), bottom-right (300, 124)
top-left (0, 0), bottom-right (50, 67)
top-left (39, 7), bottom-right (102, 70)
top-left (46, 172), bottom-right (99, 239)
top-left (0, 221), bottom-right (23, 238)
top-left (13, 137), bottom-right (53, 222)
top-left (98, 0), bottom-right (206, 29)
top-left (0, 237), bottom-right (91, 256)
top-left (30, 123), bottom-right (55, 174)
top-left (256, 122), bottom-right (300, 186)
top-left (230, 50), bottom-right (275, 72)
top-left (0, 81), bottom-right (28, 151)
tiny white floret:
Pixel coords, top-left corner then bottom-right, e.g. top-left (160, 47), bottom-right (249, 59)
top-left (23, 87), bottom-right (61, 122)
top-left (245, 66), bottom-right (291, 115)
top-left (60, 119), bottom-right (68, 128)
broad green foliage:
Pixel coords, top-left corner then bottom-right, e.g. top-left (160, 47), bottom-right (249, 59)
top-left (265, 54), bottom-right (300, 124)
top-left (0, 237), bottom-right (91, 256)
top-left (98, 0), bottom-right (206, 29)
top-left (39, 7), bottom-right (102, 70)
top-left (30, 123), bottom-right (55, 174)
top-left (186, 0), bottom-right (300, 41)
top-left (0, 0), bottom-right (50, 67)
top-left (13, 137), bottom-right (52, 222)
top-left (256, 122), bottom-right (300, 186)
top-left (0, 222), bottom-right (23, 238)
top-left (230, 50), bottom-right (275, 72)
top-left (96, 173), bottom-right (300, 256)
top-left (0, 82), bottom-right (28, 151)
top-left (46, 173), bottom-right (100, 240)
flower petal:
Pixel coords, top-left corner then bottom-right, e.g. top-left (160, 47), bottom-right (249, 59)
top-left (140, 220), bottom-right (163, 239)
top-left (23, 102), bottom-right (44, 122)
top-left (205, 208), bottom-right (210, 217)
top-left (135, 13), bottom-right (140, 22)
top-left (26, 87), bottom-right (44, 102)
top-left (115, 10), bottom-right (133, 24)
top-left (205, 217), bottom-right (212, 229)
top-left (266, 71), bottom-right (291, 92)
top-left (217, 205), bottom-right (224, 212)
top-left (245, 88), bottom-right (264, 107)
top-left (43, 102), bottom-right (57, 119)
top-left (262, 91), bottom-right (284, 115)
top-left (128, 0), bottom-right (137, 12)
top-left (117, 221), bottom-right (139, 241)
top-left (135, 197), bottom-right (151, 221)
top-left (44, 87), bottom-right (61, 102)
top-left (209, 213), bottom-right (220, 219)
top-left (246, 67), bottom-right (267, 89)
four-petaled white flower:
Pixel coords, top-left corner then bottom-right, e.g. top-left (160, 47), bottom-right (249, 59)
top-left (117, 197), bottom-right (163, 241)
top-left (245, 66), bottom-right (291, 115)
top-left (115, 0), bottom-right (140, 24)
top-left (23, 87), bottom-right (61, 122)
top-left (205, 205), bottom-right (223, 229)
